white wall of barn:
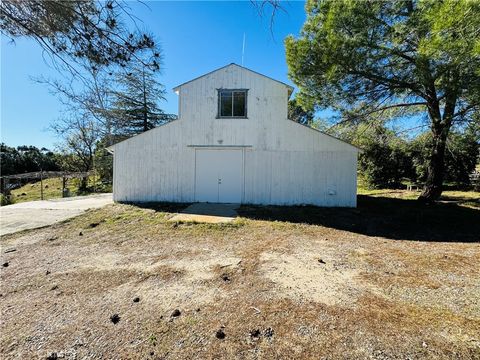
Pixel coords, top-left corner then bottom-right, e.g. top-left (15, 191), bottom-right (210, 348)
top-left (112, 64), bottom-right (359, 207)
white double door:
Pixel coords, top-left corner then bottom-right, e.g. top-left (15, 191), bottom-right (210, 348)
top-left (195, 149), bottom-right (243, 203)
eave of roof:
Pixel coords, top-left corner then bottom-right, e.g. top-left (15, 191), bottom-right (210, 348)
top-left (105, 119), bottom-right (181, 153)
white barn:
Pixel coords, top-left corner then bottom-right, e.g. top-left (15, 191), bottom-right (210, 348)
top-left (110, 63), bottom-right (360, 207)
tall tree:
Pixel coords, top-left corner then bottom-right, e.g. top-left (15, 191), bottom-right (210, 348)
top-left (111, 65), bottom-right (176, 135)
top-left (0, 0), bottom-right (160, 74)
top-left (286, 0), bottom-right (480, 202)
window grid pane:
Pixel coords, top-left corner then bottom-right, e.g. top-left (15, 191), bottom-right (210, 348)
top-left (220, 91), bottom-right (233, 117)
top-left (219, 90), bottom-right (247, 117)
top-left (233, 91), bottom-right (246, 117)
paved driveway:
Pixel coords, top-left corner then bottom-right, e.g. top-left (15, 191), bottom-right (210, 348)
top-left (0, 194), bottom-right (113, 236)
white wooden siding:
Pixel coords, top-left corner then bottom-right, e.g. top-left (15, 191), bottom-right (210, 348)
top-left (112, 64), bottom-right (359, 207)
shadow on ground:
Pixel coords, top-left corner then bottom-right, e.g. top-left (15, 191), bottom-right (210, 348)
top-left (126, 202), bottom-right (190, 213)
top-left (126, 196), bottom-right (479, 243)
top-left (237, 195), bottom-right (480, 243)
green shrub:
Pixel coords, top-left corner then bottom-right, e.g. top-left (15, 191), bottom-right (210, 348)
top-left (0, 193), bottom-right (14, 206)
top-left (410, 126), bottom-right (479, 187)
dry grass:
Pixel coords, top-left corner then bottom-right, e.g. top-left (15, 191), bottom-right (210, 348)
top-left (358, 187), bottom-right (480, 209)
top-left (9, 176), bottom-right (108, 204)
top-left (10, 177), bottom-right (74, 203)
top-left (1, 197), bottom-right (479, 359)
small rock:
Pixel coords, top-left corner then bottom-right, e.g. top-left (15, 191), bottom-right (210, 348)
top-left (264, 327), bottom-right (274, 338)
top-left (318, 259), bottom-right (326, 264)
top-left (221, 274), bottom-right (231, 282)
top-left (4, 248), bottom-right (16, 254)
top-left (51, 285), bottom-right (58, 291)
top-left (196, 308), bottom-right (201, 312)
top-left (171, 309), bottom-right (181, 317)
top-left (110, 314), bottom-right (120, 324)
top-left (44, 185), bottom-right (49, 189)
top-left (47, 236), bottom-right (58, 241)
top-left (215, 329), bottom-right (226, 339)
top-left (21, 192), bottom-right (27, 196)
top-left (88, 222), bottom-right (100, 228)
top-left (249, 329), bottom-right (261, 339)
top-left (2, 262), bottom-right (8, 268)
top-left (46, 270), bottom-right (51, 275)
top-left (46, 352), bottom-right (58, 360)
top-left (133, 297), bottom-right (140, 303)
top-left (73, 339), bottom-right (84, 348)
top-left (78, 231), bottom-right (83, 236)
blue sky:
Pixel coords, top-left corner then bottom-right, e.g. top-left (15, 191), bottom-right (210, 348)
top-left (1, 1), bottom-right (307, 149)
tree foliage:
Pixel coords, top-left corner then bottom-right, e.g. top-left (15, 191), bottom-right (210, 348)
top-left (0, 0), bottom-right (160, 73)
top-left (410, 124), bottom-right (480, 185)
top-left (0, 143), bottom-right (61, 176)
top-left (330, 122), bottom-right (414, 188)
top-left (39, 67), bottom-right (117, 142)
top-left (286, 0), bottom-right (480, 201)
top-left (51, 116), bottom-right (99, 174)
top-left (288, 98), bottom-right (314, 125)
top-left (1, 0), bottom-right (169, 181)
top-left (330, 120), bottom-right (479, 189)
top-left (111, 65), bottom-right (177, 135)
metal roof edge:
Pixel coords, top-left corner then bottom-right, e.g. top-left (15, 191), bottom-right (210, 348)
top-left (172, 63), bottom-right (294, 93)
top-left (105, 119), bottom-right (181, 152)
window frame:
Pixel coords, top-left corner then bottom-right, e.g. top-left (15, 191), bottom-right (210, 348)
top-left (217, 89), bottom-right (248, 119)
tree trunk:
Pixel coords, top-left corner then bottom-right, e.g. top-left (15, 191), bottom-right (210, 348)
top-left (79, 176), bottom-right (88, 191)
top-left (143, 107), bottom-right (148, 132)
top-left (418, 69), bottom-right (458, 203)
top-left (418, 124), bottom-right (449, 203)
top-left (142, 68), bottom-right (148, 132)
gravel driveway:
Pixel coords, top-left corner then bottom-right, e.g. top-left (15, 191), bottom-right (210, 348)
top-left (0, 194), bottom-right (113, 236)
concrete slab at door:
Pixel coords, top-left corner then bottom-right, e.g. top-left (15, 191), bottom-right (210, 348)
top-left (169, 203), bottom-right (239, 223)
top-left (195, 149), bottom-right (243, 203)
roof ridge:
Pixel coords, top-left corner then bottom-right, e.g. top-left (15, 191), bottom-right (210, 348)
top-left (173, 63), bottom-right (293, 91)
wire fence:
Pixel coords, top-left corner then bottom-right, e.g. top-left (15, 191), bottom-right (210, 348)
top-left (0, 170), bottom-right (108, 203)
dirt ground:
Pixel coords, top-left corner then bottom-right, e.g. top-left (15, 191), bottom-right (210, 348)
top-left (1, 196), bottom-right (479, 359)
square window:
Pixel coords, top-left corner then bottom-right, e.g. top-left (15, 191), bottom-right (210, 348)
top-left (218, 90), bottom-right (247, 117)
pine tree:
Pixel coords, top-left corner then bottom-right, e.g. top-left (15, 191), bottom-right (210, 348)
top-left (111, 65), bottom-right (176, 136)
top-left (286, 0), bottom-right (480, 202)
top-left (1, 1), bottom-right (160, 74)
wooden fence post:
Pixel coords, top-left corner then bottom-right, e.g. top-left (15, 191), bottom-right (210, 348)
top-left (62, 176), bottom-right (66, 198)
top-left (40, 171), bottom-right (44, 200)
